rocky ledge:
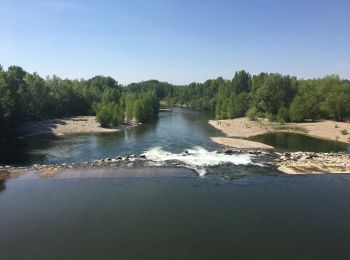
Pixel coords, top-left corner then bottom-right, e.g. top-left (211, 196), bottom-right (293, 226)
top-left (273, 151), bottom-right (350, 174)
top-left (1, 150), bottom-right (350, 178)
top-left (0, 154), bottom-right (157, 179)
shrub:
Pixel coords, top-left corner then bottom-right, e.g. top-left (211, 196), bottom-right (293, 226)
top-left (341, 129), bottom-right (348, 135)
top-left (246, 106), bottom-right (258, 121)
top-left (277, 107), bottom-right (289, 124)
top-left (96, 103), bottom-right (124, 127)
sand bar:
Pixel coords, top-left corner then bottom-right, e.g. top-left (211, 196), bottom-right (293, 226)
top-left (16, 116), bottom-right (137, 137)
top-left (210, 137), bottom-right (273, 149)
top-left (209, 117), bottom-right (350, 143)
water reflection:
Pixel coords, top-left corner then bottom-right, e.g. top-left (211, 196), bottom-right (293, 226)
top-left (2, 174), bottom-right (350, 259)
top-left (249, 132), bottom-right (350, 153)
top-left (0, 180), bottom-right (6, 193)
top-left (0, 108), bottom-right (222, 166)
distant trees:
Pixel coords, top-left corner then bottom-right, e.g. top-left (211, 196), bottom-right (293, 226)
top-left (95, 91), bottom-right (159, 127)
top-left (1, 63), bottom-right (350, 141)
top-left (172, 71), bottom-right (350, 124)
top-left (0, 69), bottom-right (13, 140)
top-left (215, 71), bottom-right (250, 119)
top-left (0, 65), bottom-right (161, 141)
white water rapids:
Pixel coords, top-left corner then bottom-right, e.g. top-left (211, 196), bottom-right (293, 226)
top-left (143, 146), bottom-right (261, 176)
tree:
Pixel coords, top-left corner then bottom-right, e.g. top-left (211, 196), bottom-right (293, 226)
top-left (232, 70), bottom-right (251, 93)
top-left (289, 96), bottom-right (308, 122)
top-left (0, 72), bottom-right (13, 140)
top-left (277, 107), bottom-right (289, 124)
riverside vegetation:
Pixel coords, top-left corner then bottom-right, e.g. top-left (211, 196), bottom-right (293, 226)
top-left (1, 65), bottom-right (350, 142)
top-left (0, 65), bottom-right (166, 141)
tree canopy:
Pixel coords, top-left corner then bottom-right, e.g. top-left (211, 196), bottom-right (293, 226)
top-left (1, 65), bottom-right (349, 141)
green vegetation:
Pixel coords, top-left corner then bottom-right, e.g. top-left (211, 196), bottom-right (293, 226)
top-left (0, 65), bottom-right (161, 141)
top-left (341, 129), bottom-right (348, 135)
top-left (1, 64), bottom-right (350, 142)
top-left (171, 71), bottom-right (350, 124)
top-left (272, 125), bottom-right (308, 133)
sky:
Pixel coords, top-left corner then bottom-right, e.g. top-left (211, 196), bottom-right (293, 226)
top-left (1, 0), bottom-right (349, 85)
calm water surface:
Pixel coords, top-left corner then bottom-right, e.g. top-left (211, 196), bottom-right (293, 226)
top-left (250, 132), bottom-right (350, 153)
top-left (1, 170), bottom-right (350, 260)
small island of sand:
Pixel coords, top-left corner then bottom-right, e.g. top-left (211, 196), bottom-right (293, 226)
top-left (16, 116), bottom-right (138, 137)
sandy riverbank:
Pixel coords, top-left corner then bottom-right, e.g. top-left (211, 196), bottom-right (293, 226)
top-left (210, 137), bottom-right (273, 149)
top-left (16, 116), bottom-right (139, 137)
top-left (209, 117), bottom-right (350, 146)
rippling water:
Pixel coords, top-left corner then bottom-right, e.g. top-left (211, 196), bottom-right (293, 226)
top-left (0, 108), bottom-right (223, 165)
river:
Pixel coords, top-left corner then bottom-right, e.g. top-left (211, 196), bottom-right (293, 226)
top-left (1, 108), bottom-right (350, 259)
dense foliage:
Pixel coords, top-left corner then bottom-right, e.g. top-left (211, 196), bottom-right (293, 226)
top-left (1, 64), bottom-right (349, 141)
top-left (0, 65), bottom-right (160, 141)
top-left (171, 71), bottom-right (350, 124)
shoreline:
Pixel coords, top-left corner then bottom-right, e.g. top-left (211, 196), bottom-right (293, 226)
top-left (16, 116), bottom-right (140, 138)
top-left (209, 117), bottom-right (350, 145)
top-left (209, 117), bottom-right (350, 174)
top-left (273, 152), bottom-right (350, 174)
top-left (210, 137), bottom-right (274, 150)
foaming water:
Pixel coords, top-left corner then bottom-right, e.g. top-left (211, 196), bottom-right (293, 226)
top-left (143, 146), bottom-right (260, 176)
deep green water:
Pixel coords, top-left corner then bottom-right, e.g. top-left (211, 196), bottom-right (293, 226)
top-left (249, 132), bottom-right (350, 153)
top-left (1, 170), bottom-right (350, 260)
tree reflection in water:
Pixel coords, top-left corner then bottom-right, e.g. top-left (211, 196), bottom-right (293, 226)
top-left (0, 180), bottom-right (6, 193)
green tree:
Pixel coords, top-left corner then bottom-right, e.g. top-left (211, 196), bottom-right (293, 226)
top-left (0, 71), bottom-right (13, 140)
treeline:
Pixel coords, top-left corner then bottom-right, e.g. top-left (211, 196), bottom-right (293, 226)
top-left (171, 71), bottom-right (350, 123)
top-left (1, 64), bottom-right (349, 141)
top-left (0, 65), bottom-right (162, 141)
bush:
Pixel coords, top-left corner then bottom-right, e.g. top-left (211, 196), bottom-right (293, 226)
top-left (277, 107), bottom-right (289, 124)
top-left (341, 129), bottom-right (348, 135)
top-left (96, 103), bottom-right (124, 127)
top-left (267, 113), bottom-right (276, 122)
top-left (246, 106), bottom-right (258, 121)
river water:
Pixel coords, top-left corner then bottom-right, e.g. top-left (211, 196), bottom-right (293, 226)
top-left (1, 108), bottom-right (350, 259)
top-left (1, 108), bottom-right (223, 165)
top-left (0, 108), bottom-right (274, 177)
top-left (1, 170), bottom-right (350, 260)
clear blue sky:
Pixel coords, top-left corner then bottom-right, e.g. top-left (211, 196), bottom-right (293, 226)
top-left (1, 0), bottom-right (349, 84)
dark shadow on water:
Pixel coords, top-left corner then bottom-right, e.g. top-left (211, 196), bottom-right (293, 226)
top-left (0, 179), bottom-right (6, 193)
top-left (249, 132), bottom-right (350, 153)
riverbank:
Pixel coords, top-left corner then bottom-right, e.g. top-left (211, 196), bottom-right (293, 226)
top-left (273, 152), bottom-right (350, 174)
top-left (209, 117), bottom-right (350, 146)
top-left (16, 116), bottom-right (139, 137)
top-left (210, 137), bottom-right (273, 149)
